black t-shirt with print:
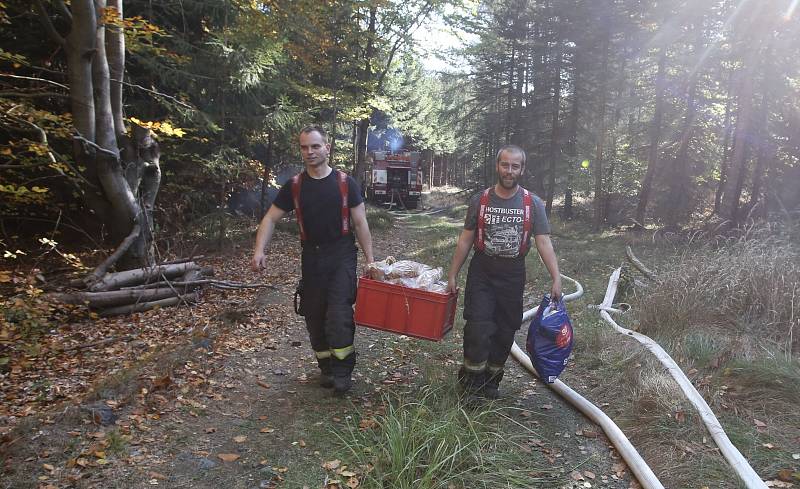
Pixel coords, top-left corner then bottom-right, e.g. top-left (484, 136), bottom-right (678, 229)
top-left (464, 186), bottom-right (550, 258)
top-left (272, 169), bottom-right (364, 245)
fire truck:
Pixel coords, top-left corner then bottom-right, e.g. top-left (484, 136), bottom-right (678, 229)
top-left (365, 151), bottom-right (423, 209)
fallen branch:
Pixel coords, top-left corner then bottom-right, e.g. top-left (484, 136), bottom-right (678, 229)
top-left (160, 255), bottom-right (205, 266)
top-left (120, 279), bottom-right (274, 291)
top-left (84, 223), bottom-right (142, 288)
top-left (625, 245), bottom-right (660, 282)
top-left (51, 286), bottom-right (193, 309)
top-left (99, 292), bottom-right (198, 317)
top-left (57, 336), bottom-right (131, 353)
top-left (89, 262), bottom-right (200, 292)
top-left (596, 268), bottom-right (767, 489)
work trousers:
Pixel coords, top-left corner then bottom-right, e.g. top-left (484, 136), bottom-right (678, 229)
top-left (300, 237), bottom-right (358, 377)
top-left (462, 251), bottom-right (526, 374)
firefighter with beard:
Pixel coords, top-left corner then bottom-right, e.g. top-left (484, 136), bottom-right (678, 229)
top-left (252, 125), bottom-right (374, 396)
top-left (446, 144), bottom-right (561, 400)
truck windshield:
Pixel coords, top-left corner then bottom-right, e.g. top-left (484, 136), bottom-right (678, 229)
top-left (387, 168), bottom-right (408, 186)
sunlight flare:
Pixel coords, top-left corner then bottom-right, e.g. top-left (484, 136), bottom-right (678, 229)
top-left (785, 0), bottom-right (799, 20)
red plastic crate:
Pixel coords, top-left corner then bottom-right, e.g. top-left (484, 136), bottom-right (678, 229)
top-left (354, 277), bottom-right (458, 341)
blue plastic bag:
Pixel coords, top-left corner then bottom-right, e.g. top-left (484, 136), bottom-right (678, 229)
top-left (525, 294), bottom-right (574, 383)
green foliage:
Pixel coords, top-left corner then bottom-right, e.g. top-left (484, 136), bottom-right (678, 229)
top-left (0, 271), bottom-right (84, 342)
top-left (333, 385), bottom-right (554, 488)
top-left (382, 55), bottom-right (456, 153)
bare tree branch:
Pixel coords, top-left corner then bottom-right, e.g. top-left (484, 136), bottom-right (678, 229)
top-left (121, 279), bottom-right (275, 291)
top-left (111, 78), bottom-right (195, 110)
top-left (0, 215), bottom-right (101, 248)
top-left (0, 73), bottom-right (70, 90)
top-left (84, 223), bottom-right (141, 287)
top-left (0, 91), bottom-right (69, 99)
top-left (73, 132), bottom-right (119, 159)
top-left (1, 113), bottom-right (96, 189)
top-left (55, 0), bottom-right (73, 22)
top-left (34, 0), bottom-right (67, 47)
top-left (625, 246), bottom-right (660, 282)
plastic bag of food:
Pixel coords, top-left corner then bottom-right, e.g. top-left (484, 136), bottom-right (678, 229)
top-left (387, 277), bottom-right (419, 288)
top-left (427, 281), bottom-right (448, 294)
top-left (365, 256), bottom-right (396, 280)
top-left (386, 260), bottom-right (431, 279)
top-left (416, 267), bottom-right (443, 290)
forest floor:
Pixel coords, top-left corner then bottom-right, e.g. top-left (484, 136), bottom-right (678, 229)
top-left (1, 191), bottom-right (796, 488)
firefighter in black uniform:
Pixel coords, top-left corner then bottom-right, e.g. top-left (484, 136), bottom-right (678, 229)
top-left (252, 125), bottom-right (374, 395)
top-left (446, 144), bottom-right (561, 400)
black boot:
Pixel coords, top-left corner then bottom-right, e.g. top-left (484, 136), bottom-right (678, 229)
top-left (331, 353), bottom-right (356, 396)
top-left (459, 369), bottom-right (486, 405)
top-left (483, 369), bottom-right (504, 399)
top-left (317, 357), bottom-right (334, 388)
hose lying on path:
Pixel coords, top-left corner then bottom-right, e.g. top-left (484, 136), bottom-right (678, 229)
top-left (596, 268), bottom-right (767, 489)
top-left (510, 274), bottom-right (666, 489)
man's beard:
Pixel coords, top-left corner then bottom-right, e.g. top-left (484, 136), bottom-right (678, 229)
top-left (498, 174), bottom-right (518, 189)
top-left (305, 156), bottom-right (327, 167)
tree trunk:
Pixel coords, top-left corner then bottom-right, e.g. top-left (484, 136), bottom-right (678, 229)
top-left (714, 86), bottom-right (735, 215)
top-left (746, 89), bottom-right (770, 217)
top-left (64, 0), bottom-right (96, 142)
top-left (354, 117), bottom-right (370, 187)
top-left (106, 0), bottom-right (125, 138)
top-left (634, 46), bottom-right (667, 227)
top-left (564, 45), bottom-right (580, 220)
top-left (719, 4), bottom-right (768, 225)
top-left (719, 55), bottom-right (758, 224)
top-left (260, 133), bottom-right (273, 217)
top-left (41, 0), bottom-right (156, 272)
top-left (546, 40), bottom-right (562, 215)
top-left (666, 23), bottom-right (703, 228)
top-left (593, 27), bottom-right (610, 230)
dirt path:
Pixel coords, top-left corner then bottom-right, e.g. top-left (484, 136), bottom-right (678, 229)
top-left (2, 214), bottom-right (637, 489)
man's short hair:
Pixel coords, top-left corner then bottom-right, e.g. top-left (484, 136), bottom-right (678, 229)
top-left (299, 124), bottom-right (328, 143)
top-left (496, 144), bottom-right (526, 166)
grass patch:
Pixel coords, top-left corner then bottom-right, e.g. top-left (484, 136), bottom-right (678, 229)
top-left (681, 331), bottom-right (728, 368)
top-left (727, 356), bottom-right (800, 404)
top-left (106, 429), bottom-right (128, 455)
top-left (633, 237), bottom-right (800, 350)
top-left (366, 206), bottom-right (394, 231)
top-left (333, 384), bottom-right (555, 488)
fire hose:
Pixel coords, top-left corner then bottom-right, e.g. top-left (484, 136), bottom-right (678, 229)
top-left (510, 274), bottom-right (666, 489)
top-left (594, 268), bottom-right (767, 489)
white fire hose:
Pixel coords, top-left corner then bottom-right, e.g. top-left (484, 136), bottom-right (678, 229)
top-left (510, 274), bottom-right (666, 489)
top-left (595, 268), bottom-right (767, 489)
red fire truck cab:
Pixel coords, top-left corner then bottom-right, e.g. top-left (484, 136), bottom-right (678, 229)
top-left (365, 151), bottom-right (423, 209)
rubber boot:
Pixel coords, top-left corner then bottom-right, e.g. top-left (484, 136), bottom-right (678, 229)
top-left (331, 353), bottom-right (356, 396)
top-left (459, 369), bottom-right (486, 406)
top-left (482, 369), bottom-right (504, 399)
top-left (317, 357), bottom-right (334, 388)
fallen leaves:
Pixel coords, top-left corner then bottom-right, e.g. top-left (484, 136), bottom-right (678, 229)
top-left (217, 453), bottom-right (240, 462)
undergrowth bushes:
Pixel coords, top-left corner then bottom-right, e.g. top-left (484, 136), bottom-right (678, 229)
top-left (634, 236), bottom-right (800, 354)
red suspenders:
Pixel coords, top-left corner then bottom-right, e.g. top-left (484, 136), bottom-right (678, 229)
top-left (291, 170), bottom-right (350, 242)
top-left (475, 187), bottom-right (534, 257)
top-left (475, 188), bottom-right (491, 253)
